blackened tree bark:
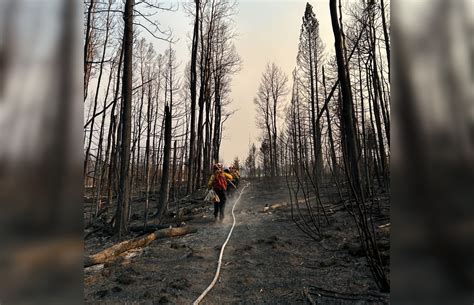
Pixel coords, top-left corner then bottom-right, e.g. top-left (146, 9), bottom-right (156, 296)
top-left (187, 0), bottom-right (199, 193)
top-left (369, 4), bottom-right (388, 185)
top-left (93, 46), bottom-right (115, 216)
top-left (157, 44), bottom-right (176, 222)
top-left (114, 0), bottom-right (134, 238)
top-left (330, 0), bottom-right (389, 291)
top-left (84, 0), bottom-right (96, 100)
top-left (212, 75), bottom-right (222, 163)
top-left (322, 66), bottom-right (338, 178)
top-left (256, 63), bottom-right (288, 177)
top-left (329, 0), bottom-right (362, 199)
top-left (144, 78), bottom-right (153, 229)
top-left (157, 105), bottom-right (172, 223)
top-left (380, 0), bottom-right (390, 79)
top-left (298, 3), bottom-right (323, 180)
top-left (171, 140), bottom-right (178, 201)
top-left (84, 1), bottom-right (112, 179)
top-left (106, 46), bottom-right (123, 210)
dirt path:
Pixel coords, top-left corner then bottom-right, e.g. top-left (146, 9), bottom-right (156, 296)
top-left (203, 180), bottom-right (314, 304)
top-left (84, 179), bottom-right (389, 304)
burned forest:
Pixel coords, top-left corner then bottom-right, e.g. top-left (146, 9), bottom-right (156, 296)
top-left (84, 0), bottom-right (391, 303)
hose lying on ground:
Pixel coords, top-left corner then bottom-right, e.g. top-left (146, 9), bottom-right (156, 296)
top-left (193, 182), bottom-right (250, 305)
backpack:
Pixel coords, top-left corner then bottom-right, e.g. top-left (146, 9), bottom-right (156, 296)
top-left (213, 172), bottom-right (227, 191)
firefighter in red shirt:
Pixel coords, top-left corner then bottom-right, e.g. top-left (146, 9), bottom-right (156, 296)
top-left (208, 163), bottom-right (234, 222)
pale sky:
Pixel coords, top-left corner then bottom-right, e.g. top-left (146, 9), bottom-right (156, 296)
top-left (153, 0), bottom-right (336, 165)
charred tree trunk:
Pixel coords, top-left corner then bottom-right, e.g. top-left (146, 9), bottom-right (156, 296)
top-left (157, 105), bottom-right (172, 223)
top-left (370, 58), bottom-right (388, 186)
top-left (380, 0), bottom-right (390, 79)
top-left (212, 76), bottom-right (221, 163)
top-left (93, 54), bottom-right (115, 216)
top-left (84, 3), bottom-right (112, 179)
top-left (187, 0), bottom-right (200, 194)
top-left (84, 0), bottom-right (96, 100)
top-left (322, 67), bottom-right (338, 179)
top-left (171, 140), bottom-right (178, 201)
top-left (272, 99), bottom-right (279, 177)
top-left (330, 0), bottom-right (390, 291)
top-left (114, 0), bottom-right (134, 238)
top-left (266, 100), bottom-right (274, 177)
top-left (203, 82), bottom-right (212, 185)
top-left (330, 0), bottom-right (362, 199)
top-left (105, 46), bottom-right (124, 211)
top-left (307, 30), bottom-right (320, 181)
top-left (144, 81), bottom-right (153, 229)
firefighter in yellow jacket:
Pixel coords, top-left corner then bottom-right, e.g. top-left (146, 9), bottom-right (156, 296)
top-left (229, 166), bottom-right (240, 187)
top-left (208, 163), bottom-right (234, 222)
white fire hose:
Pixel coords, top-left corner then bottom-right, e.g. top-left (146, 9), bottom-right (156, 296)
top-left (193, 182), bottom-right (250, 305)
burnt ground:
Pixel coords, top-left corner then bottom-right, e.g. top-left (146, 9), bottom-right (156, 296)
top-left (84, 178), bottom-right (390, 304)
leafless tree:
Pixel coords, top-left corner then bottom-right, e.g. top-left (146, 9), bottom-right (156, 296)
top-left (114, 0), bottom-right (134, 238)
top-left (254, 63), bottom-right (288, 177)
top-left (329, 0), bottom-right (389, 291)
top-left (187, 0), bottom-right (200, 193)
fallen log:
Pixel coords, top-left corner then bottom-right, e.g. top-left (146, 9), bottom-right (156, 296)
top-left (270, 203), bottom-right (286, 209)
top-left (84, 226), bottom-right (198, 267)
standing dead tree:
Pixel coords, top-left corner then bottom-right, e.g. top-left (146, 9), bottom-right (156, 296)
top-left (262, 0), bottom-right (391, 293)
top-left (114, 0), bottom-right (134, 238)
top-left (329, 0), bottom-right (389, 291)
top-left (297, 3), bottom-right (325, 181)
top-left (244, 143), bottom-right (257, 178)
top-left (157, 44), bottom-right (180, 223)
top-left (82, 0), bottom-right (176, 237)
top-left (254, 63), bottom-right (288, 177)
top-left (157, 104), bottom-right (172, 223)
top-left (184, 0), bottom-right (240, 189)
top-left (187, 0), bottom-right (200, 193)
top-left (84, 0), bottom-right (97, 101)
top-left (211, 13), bottom-right (241, 164)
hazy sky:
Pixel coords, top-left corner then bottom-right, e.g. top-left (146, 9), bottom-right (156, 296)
top-left (154, 0), bottom-right (336, 165)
